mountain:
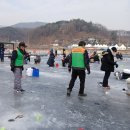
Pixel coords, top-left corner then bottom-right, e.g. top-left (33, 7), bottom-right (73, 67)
top-left (29, 19), bottom-right (109, 46)
top-left (0, 19), bottom-right (129, 48)
top-left (11, 22), bottom-right (47, 29)
top-left (0, 27), bottom-right (26, 42)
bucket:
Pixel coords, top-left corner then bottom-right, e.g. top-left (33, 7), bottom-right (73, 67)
top-left (26, 68), bottom-right (33, 76)
top-left (55, 63), bottom-right (59, 68)
top-left (32, 68), bottom-right (39, 77)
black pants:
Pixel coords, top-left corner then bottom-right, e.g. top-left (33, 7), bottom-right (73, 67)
top-left (103, 71), bottom-right (111, 87)
top-left (62, 60), bottom-right (66, 67)
top-left (68, 69), bottom-right (86, 94)
top-left (1, 57), bottom-right (4, 62)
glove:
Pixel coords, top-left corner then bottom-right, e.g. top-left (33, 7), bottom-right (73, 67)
top-left (87, 66), bottom-right (90, 75)
top-left (87, 69), bottom-right (90, 74)
top-left (115, 64), bottom-right (118, 68)
top-left (68, 68), bottom-right (71, 73)
top-left (22, 66), bottom-right (24, 71)
top-left (11, 65), bottom-right (15, 72)
top-left (114, 62), bottom-right (118, 68)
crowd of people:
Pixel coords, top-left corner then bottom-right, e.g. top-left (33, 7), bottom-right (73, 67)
top-left (9, 41), bottom-right (122, 97)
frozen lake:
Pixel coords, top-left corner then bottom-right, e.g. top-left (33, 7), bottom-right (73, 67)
top-left (0, 56), bottom-right (130, 130)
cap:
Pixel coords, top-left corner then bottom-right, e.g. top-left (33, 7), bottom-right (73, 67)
top-left (111, 47), bottom-right (117, 52)
top-left (78, 41), bottom-right (86, 46)
top-left (19, 42), bottom-right (27, 48)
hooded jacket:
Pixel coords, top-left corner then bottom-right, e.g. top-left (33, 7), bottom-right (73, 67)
top-left (101, 49), bottom-right (116, 72)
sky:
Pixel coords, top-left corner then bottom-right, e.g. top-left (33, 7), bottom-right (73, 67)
top-left (0, 0), bottom-right (130, 30)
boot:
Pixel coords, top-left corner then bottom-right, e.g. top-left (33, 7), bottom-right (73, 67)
top-left (67, 88), bottom-right (71, 96)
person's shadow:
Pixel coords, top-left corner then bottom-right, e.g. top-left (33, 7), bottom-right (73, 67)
top-left (13, 92), bottom-right (23, 110)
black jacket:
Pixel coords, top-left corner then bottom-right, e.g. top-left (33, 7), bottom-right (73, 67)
top-left (47, 52), bottom-right (55, 66)
top-left (101, 49), bottom-right (116, 72)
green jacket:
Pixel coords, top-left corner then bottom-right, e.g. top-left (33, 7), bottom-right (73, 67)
top-left (72, 47), bottom-right (85, 69)
top-left (71, 47), bottom-right (88, 69)
top-left (15, 49), bottom-right (24, 66)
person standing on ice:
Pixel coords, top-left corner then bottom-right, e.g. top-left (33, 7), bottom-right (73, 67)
top-left (10, 42), bottom-right (27, 93)
top-left (62, 48), bottom-right (66, 67)
top-left (47, 49), bottom-right (55, 67)
top-left (67, 41), bottom-right (90, 97)
top-left (100, 47), bottom-right (118, 89)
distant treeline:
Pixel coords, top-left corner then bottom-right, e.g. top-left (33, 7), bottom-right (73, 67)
top-left (0, 19), bottom-right (129, 48)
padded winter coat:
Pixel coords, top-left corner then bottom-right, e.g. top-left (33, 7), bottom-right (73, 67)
top-left (101, 49), bottom-right (115, 72)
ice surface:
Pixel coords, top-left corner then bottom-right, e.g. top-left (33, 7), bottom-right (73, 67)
top-left (0, 57), bottom-right (130, 130)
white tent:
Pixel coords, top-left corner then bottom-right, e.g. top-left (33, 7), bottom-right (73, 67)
top-left (71, 44), bottom-right (78, 48)
top-left (94, 44), bottom-right (98, 48)
top-left (96, 44), bottom-right (101, 48)
top-left (118, 44), bottom-right (126, 50)
top-left (114, 44), bottom-right (120, 50)
top-left (85, 44), bottom-right (92, 47)
top-left (99, 44), bottom-right (103, 48)
top-left (102, 44), bottom-right (108, 49)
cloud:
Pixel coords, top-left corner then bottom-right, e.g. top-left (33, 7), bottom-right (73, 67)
top-left (0, 0), bottom-right (129, 30)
